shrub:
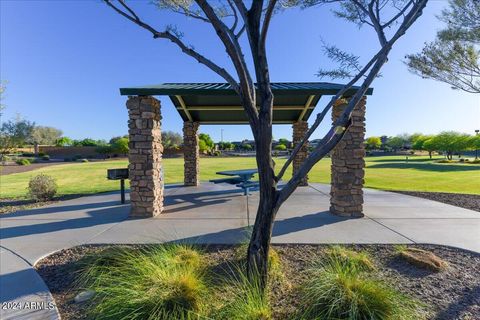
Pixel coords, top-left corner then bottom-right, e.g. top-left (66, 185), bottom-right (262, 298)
top-left (299, 249), bottom-right (422, 320)
top-left (77, 158), bottom-right (89, 163)
top-left (274, 144), bottom-right (287, 151)
top-left (38, 152), bottom-right (46, 157)
top-left (16, 158), bottom-right (31, 166)
top-left (73, 154), bottom-right (83, 161)
top-left (77, 244), bottom-right (209, 320)
top-left (63, 157), bottom-right (72, 162)
top-left (27, 174), bottom-right (57, 201)
top-left (42, 155), bottom-right (50, 161)
top-left (22, 152), bottom-right (34, 157)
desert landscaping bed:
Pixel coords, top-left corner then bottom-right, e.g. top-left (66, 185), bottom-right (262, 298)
top-left (393, 191), bottom-right (480, 212)
top-left (36, 244), bottom-right (479, 320)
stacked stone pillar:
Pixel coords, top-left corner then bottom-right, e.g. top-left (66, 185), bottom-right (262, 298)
top-left (126, 96), bottom-right (164, 217)
top-left (183, 121), bottom-right (200, 186)
top-left (330, 96), bottom-right (366, 217)
top-left (292, 120), bottom-right (309, 186)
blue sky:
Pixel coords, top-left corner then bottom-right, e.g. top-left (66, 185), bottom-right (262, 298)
top-left (1, 0), bottom-right (479, 142)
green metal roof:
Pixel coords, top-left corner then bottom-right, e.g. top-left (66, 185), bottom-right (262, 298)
top-left (120, 82), bottom-right (373, 96)
top-left (119, 82), bottom-right (373, 124)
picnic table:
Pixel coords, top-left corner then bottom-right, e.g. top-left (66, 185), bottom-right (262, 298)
top-left (210, 168), bottom-right (259, 195)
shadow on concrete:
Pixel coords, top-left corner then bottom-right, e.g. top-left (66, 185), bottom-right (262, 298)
top-left (168, 210), bottom-right (344, 244)
top-left (0, 269), bottom-right (47, 303)
top-left (368, 162), bottom-right (480, 172)
top-left (0, 206), bottom-right (130, 240)
top-left (163, 188), bottom-right (244, 214)
top-left (0, 200), bottom-right (124, 219)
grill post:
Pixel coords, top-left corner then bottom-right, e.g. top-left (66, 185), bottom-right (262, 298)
top-left (120, 179), bottom-right (125, 204)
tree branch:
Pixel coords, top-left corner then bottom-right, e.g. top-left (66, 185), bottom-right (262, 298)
top-left (277, 0), bottom-right (429, 204)
top-left (104, 0), bottom-right (238, 88)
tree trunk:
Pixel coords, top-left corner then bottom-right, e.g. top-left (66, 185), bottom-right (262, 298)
top-left (429, 151), bottom-right (432, 159)
top-left (34, 143), bottom-right (39, 156)
top-left (247, 97), bottom-right (277, 288)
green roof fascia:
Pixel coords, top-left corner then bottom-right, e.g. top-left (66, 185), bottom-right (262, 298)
top-left (119, 83), bottom-right (374, 97)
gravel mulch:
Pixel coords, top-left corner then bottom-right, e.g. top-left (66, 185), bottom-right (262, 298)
top-left (35, 244), bottom-right (480, 320)
top-left (0, 162), bottom-right (67, 175)
top-left (393, 191), bottom-right (480, 212)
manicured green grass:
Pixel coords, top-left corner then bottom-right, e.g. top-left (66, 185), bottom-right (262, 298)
top-left (1, 155), bottom-right (479, 199)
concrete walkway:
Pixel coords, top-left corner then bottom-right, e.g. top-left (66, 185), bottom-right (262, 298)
top-left (1, 183), bottom-right (479, 319)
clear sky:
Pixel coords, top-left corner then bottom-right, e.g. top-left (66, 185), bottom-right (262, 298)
top-left (1, 0), bottom-right (479, 143)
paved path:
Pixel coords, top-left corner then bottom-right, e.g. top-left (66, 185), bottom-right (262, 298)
top-left (1, 184), bottom-right (479, 319)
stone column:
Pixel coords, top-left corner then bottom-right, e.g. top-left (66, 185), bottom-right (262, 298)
top-left (292, 120), bottom-right (309, 186)
top-left (330, 96), bottom-right (366, 217)
top-left (183, 121), bottom-right (200, 186)
top-left (126, 96), bottom-right (164, 217)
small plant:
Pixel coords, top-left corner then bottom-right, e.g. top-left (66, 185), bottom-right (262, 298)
top-left (16, 158), bottom-right (31, 166)
top-left (27, 174), bottom-right (57, 201)
top-left (1, 155), bottom-right (11, 164)
top-left (299, 249), bottom-right (422, 320)
top-left (42, 155), bottom-right (50, 161)
top-left (324, 245), bottom-right (376, 271)
top-left (77, 158), bottom-right (89, 163)
top-left (77, 244), bottom-right (209, 320)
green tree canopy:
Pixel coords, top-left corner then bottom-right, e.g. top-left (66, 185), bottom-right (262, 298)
top-left (218, 141), bottom-right (234, 151)
top-left (199, 133), bottom-right (214, 153)
top-left (29, 126), bottom-right (63, 146)
top-left (278, 138), bottom-right (289, 147)
top-left (411, 134), bottom-right (432, 150)
top-left (431, 131), bottom-right (471, 159)
top-left (405, 0), bottom-right (480, 93)
top-left (365, 136), bottom-right (382, 150)
top-left (55, 137), bottom-right (73, 146)
top-left (162, 131), bottom-right (183, 149)
top-left (386, 136), bottom-right (406, 151)
top-left (111, 137), bottom-right (129, 154)
top-left (0, 116), bottom-right (35, 154)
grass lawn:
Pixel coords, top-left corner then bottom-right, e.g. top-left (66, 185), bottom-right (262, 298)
top-left (1, 155), bottom-right (479, 199)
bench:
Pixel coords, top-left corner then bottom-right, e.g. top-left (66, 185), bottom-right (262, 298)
top-left (107, 168), bottom-right (129, 204)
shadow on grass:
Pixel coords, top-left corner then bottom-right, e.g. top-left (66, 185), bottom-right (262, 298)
top-left (367, 157), bottom-right (442, 163)
top-left (367, 162), bottom-right (480, 172)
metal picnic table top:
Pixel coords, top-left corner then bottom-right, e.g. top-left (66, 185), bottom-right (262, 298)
top-left (215, 169), bottom-right (258, 179)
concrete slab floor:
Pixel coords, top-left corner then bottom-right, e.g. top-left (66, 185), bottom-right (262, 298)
top-left (0, 182), bottom-right (478, 320)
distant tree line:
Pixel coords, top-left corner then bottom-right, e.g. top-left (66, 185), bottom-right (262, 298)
top-left (365, 132), bottom-right (480, 159)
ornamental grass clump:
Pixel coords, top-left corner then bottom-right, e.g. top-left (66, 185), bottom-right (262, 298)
top-left (324, 245), bottom-right (376, 272)
top-left (215, 265), bottom-right (272, 320)
top-left (77, 244), bottom-right (209, 320)
top-left (300, 247), bottom-right (422, 320)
